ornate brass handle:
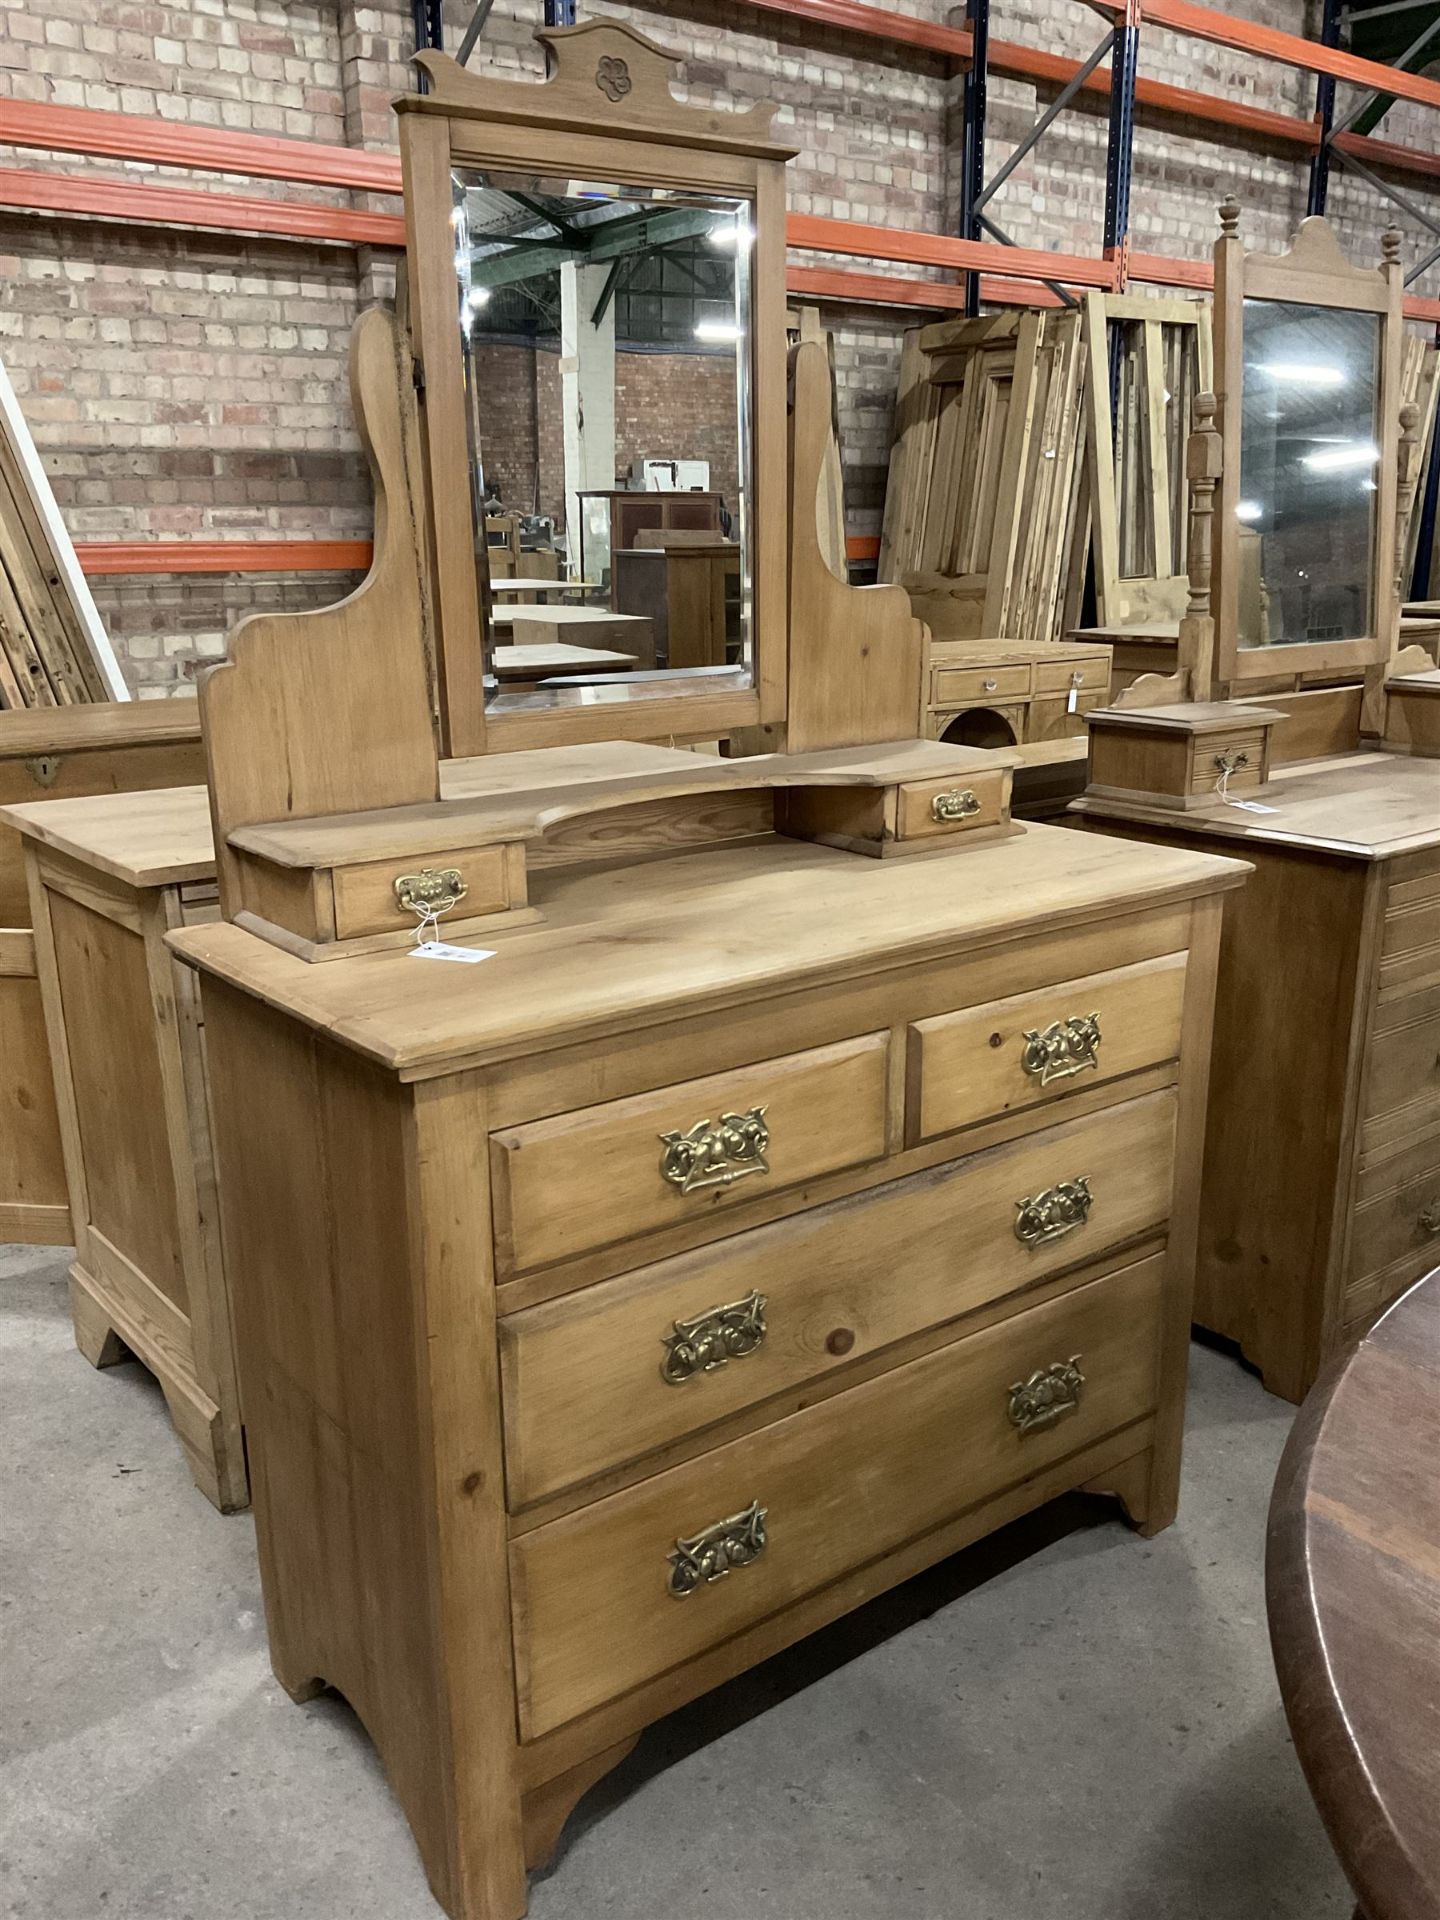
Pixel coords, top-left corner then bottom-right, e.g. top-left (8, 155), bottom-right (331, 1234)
top-left (394, 866), bottom-right (469, 917)
top-left (661, 1290), bottom-right (768, 1385)
top-left (1419, 1200), bottom-right (1440, 1237)
top-left (1014, 1176), bottom-right (1093, 1248)
top-left (1008, 1356), bottom-right (1085, 1434)
top-left (659, 1108), bottom-right (769, 1195)
top-left (1021, 1013), bottom-right (1101, 1086)
top-left (931, 788), bottom-right (981, 824)
top-left (1213, 750), bottom-right (1250, 775)
top-left (668, 1499), bottom-right (768, 1597)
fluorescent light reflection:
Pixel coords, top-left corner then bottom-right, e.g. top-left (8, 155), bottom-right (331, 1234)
top-left (1254, 361), bottom-right (1347, 387)
top-left (1302, 440), bottom-right (1379, 473)
top-left (1235, 500), bottom-right (1263, 523)
top-left (695, 319), bottom-right (742, 343)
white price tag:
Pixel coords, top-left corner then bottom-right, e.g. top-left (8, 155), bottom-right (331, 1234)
top-left (410, 941), bottom-right (495, 965)
top-left (1066, 685), bottom-right (1079, 714)
top-left (1226, 799), bottom-right (1279, 814)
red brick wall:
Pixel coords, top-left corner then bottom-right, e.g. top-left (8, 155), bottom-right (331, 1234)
top-left (0, 0), bottom-right (1437, 690)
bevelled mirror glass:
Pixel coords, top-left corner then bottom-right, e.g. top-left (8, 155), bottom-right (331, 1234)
top-left (451, 168), bottom-right (754, 713)
top-left (1236, 297), bottom-right (1381, 649)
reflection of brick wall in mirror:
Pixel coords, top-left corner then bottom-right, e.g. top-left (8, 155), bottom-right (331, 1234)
top-left (467, 341), bottom-right (739, 533)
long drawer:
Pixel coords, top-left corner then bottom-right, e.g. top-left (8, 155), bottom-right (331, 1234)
top-left (1364, 1001), bottom-right (1440, 1130)
top-left (510, 1252), bottom-right (1165, 1740)
top-left (501, 1087), bottom-right (1176, 1507)
top-left (909, 951), bottom-right (1186, 1142)
top-left (1347, 1132), bottom-right (1440, 1287)
top-left (490, 1032), bottom-right (891, 1275)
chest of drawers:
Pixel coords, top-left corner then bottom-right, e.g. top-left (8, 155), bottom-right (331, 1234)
top-left (172, 812), bottom-right (1242, 1920)
top-left (1075, 750), bottom-right (1440, 1402)
top-left (0, 700), bottom-right (205, 1248)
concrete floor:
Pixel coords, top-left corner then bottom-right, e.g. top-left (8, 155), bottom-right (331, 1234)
top-left (1, 1239), bottom-right (1351, 1920)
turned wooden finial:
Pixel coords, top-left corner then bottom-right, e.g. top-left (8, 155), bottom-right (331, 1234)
top-left (1397, 400), bottom-right (1423, 603)
top-left (1218, 196), bottom-right (1241, 241)
top-left (1382, 223), bottom-right (1403, 267)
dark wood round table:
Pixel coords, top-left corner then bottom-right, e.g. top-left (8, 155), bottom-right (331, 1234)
top-left (1267, 1269), bottom-right (1440, 1920)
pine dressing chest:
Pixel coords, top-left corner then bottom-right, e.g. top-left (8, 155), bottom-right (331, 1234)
top-left (164, 31), bottom-right (1245, 1918)
top-left (1076, 204), bottom-right (1440, 1401)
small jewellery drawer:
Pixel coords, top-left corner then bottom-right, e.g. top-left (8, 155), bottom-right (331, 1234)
top-left (1034, 655), bottom-right (1108, 695)
top-left (894, 770), bottom-right (1009, 842)
top-left (490, 1033), bottom-right (891, 1276)
top-left (331, 842), bottom-right (511, 940)
top-left (510, 1252), bottom-right (1165, 1739)
top-left (500, 1087), bottom-right (1176, 1506)
top-left (909, 951), bottom-right (1187, 1141)
top-left (931, 664), bottom-right (1031, 706)
top-left (1189, 729), bottom-right (1266, 796)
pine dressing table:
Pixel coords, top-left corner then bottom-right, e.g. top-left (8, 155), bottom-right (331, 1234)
top-left (1075, 205), bottom-right (1440, 1402)
top-left (161, 30), bottom-right (1245, 1918)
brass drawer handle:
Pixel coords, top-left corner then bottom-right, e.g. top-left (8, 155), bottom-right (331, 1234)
top-left (668, 1499), bottom-right (768, 1598)
top-left (1008, 1355), bottom-right (1085, 1435)
top-left (394, 865), bottom-right (468, 916)
top-left (1213, 750), bottom-right (1250, 775)
top-left (931, 787), bottom-right (981, 823)
top-left (661, 1289), bottom-right (768, 1385)
top-left (1014, 1176), bottom-right (1093, 1248)
top-left (1021, 1013), bottom-right (1101, 1086)
top-left (1419, 1200), bottom-right (1440, 1237)
top-left (659, 1108), bottom-right (769, 1195)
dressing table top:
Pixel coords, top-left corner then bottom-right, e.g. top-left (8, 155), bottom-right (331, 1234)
top-left (169, 822), bottom-right (1246, 1078)
top-left (1074, 752), bottom-right (1440, 861)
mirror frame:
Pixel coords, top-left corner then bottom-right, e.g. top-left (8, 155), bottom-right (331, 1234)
top-left (1212, 205), bottom-right (1403, 688)
top-left (395, 24), bottom-right (795, 757)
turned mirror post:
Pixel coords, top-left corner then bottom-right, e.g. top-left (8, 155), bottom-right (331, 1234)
top-left (396, 24), bottom-right (794, 757)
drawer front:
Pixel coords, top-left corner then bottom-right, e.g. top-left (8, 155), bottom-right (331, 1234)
top-left (331, 842), bottom-right (512, 941)
top-left (1034, 655), bottom-right (1109, 695)
top-left (894, 769), bottom-right (1009, 842)
top-left (1364, 1004), bottom-right (1440, 1126)
top-left (910, 952), bottom-right (1187, 1142)
top-left (932, 664), bottom-right (1032, 706)
top-left (1348, 1148), bottom-right (1440, 1285)
top-left (501, 1087), bottom-right (1176, 1506)
top-left (1188, 730), bottom-right (1265, 796)
top-left (1380, 895), bottom-right (1440, 996)
top-left (511, 1253), bottom-right (1165, 1739)
top-left (491, 1033), bottom-right (891, 1276)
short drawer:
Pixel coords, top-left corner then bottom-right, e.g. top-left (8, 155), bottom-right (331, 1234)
top-left (331, 842), bottom-right (513, 941)
top-left (1027, 691), bottom-right (1106, 743)
top-left (894, 769), bottom-right (1009, 842)
top-left (1034, 655), bottom-right (1109, 695)
top-left (500, 1086), bottom-right (1176, 1506)
top-left (1188, 729), bottom-right (1266, 796)
top-left (909, 951), bottom-right (1187, 1141)
top-left (932, 664), bottom-right (1031, 706)
top-left (490, 1032), bottom-right (891, 1276)
top-left (510, 1251), bottom-right (1165, 1738)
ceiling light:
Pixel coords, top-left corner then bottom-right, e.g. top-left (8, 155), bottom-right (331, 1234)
top-left (694, 319), bottom-right (742, 343)
top-left (709, 220), bottom-right (754, 251)
top-left (1235, 500), bottom-right (1262, 523)
top-left (1302, 440), bottom-right (1379, 472)
top-left (467, 286), bottom-right (490, 310)
top-left (1254, 361), bottom-right (1346, 387)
